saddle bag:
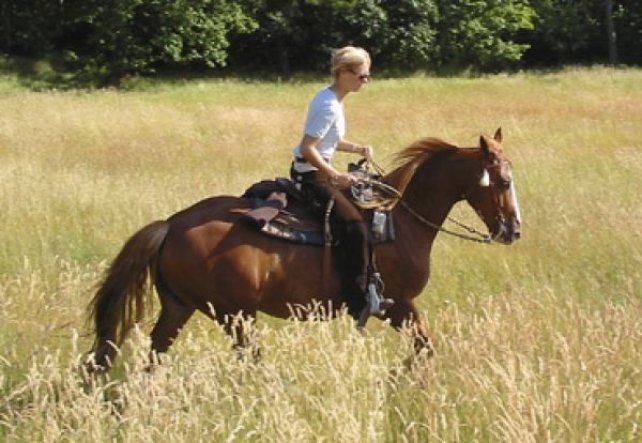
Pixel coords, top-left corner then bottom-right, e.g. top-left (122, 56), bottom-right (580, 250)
top-left (370, 209), bottom-right (395, 243)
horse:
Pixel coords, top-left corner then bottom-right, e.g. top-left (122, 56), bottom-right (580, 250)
top-left (87, 128), bottom-right (521, 370)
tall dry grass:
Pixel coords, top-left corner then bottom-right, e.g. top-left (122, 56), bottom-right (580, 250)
top-left (1, 67), bottom-right (641, 441)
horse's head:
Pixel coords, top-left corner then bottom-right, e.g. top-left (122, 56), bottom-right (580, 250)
top-left (465, 128), bottom-right (522, 244)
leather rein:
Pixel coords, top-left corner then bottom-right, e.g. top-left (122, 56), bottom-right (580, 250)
top-left (399, 200), bottom-right (492, 244)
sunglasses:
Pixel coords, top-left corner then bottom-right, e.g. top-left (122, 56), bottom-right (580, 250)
top-left (350, 70), bottom-right (371, 81)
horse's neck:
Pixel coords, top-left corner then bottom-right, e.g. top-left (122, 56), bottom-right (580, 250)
top-left (390, 187), bottom-right (458, 259)
top-left (391, 156), bottom-right (468, 225)
top-left (388, 150), bottom-right (475, 248)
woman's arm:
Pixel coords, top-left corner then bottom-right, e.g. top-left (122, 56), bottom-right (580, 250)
top-left (300, 135), bottom-right (357, 189)
top-left (337, 140), bottom-right (373, 159)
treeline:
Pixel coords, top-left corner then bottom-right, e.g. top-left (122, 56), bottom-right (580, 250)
top-left (1, 0), bottom-right (640, 84)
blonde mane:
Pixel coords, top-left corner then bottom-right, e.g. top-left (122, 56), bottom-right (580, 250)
top-left (386, 138), bottom-right (460, 196)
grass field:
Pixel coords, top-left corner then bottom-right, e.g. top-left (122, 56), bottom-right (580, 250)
top-left (1, 67), bottom-right (641, 441)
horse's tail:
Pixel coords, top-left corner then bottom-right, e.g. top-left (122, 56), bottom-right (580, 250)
top-left (87, 220), bottom-right (170, 369)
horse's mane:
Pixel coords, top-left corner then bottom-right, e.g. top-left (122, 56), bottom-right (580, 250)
top-left (387, 138), bottom-right (460, 195)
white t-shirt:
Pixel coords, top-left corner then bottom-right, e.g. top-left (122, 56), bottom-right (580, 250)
top-left (292, 87), bottom-right (345, 172)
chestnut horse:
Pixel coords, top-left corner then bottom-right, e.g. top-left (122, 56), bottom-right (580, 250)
top-left (87, 128), bottom-right (521, 370)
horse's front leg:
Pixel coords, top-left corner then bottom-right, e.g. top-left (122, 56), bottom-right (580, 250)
top-left (384, 298), bottom-right (435, 358)
top-left (218, 309), bottom-right (261, 363)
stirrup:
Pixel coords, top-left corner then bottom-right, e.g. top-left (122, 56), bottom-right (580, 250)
top-left (356, 273), bottom-right (394, 330)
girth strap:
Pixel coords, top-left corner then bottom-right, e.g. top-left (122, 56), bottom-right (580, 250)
top-left (321, 197), bottom-right (335, 300)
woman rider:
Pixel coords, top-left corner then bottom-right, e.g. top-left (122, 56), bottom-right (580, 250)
top-left (290, 46), bottom-right (379, 318)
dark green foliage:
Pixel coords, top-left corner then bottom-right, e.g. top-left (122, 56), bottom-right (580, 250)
top-left (0, 0), bottom-right (640, 84)
top-left (1, 0), bottom-right (256, 84)
top-left (75, 0), bottom-right (257, 83)
top-left (526, 0), bottom-right (603, 64)
top-left (0, 0), bottom-right (62, 55)
top-left (525, 0), bottom-right (642, 66)
top-left (349, 0), bottom-right (439, 71)
top-left (613, 0), bottom-right (642, 64)
top-left (436, 0), bottom-right (535, 71)
top-left (227, 0), bottom-right (438, 74)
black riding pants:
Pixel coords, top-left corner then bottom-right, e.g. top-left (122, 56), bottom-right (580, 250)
top-left (290, 166), bottom-right (371, 299)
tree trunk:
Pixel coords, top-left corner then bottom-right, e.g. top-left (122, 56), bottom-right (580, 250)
top-left (605, 0), bottom-right (619, 65)
top-left (1, 2), bottom-right (11, 52)
top-left (275, 37), bottom-right (290, 76)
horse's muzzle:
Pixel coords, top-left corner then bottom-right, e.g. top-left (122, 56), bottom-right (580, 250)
top-left (493, 217), bottom-right (521, 245)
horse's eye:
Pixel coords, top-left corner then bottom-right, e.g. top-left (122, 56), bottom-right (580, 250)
top-left (497, 179), bottom-right (511, 190)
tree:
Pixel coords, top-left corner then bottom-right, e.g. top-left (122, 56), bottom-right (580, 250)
top-left (436, 0), bottom-right (535, 71)
top-left (0, 0), bottom-right (62, 55)
top-left (229, 0), bottom-right (439, 74)
top-left (604, 0), bottom-right (618, 64)
top-left (526, 0), bottom-right (601, 65)
top-left (344, 0), bottom-right (439, 71)
top-left (73, 0), bottom-right (256, 83)
top-left (227, 0), bottom-right (310, 74)
top-left (613, 0), bottom-right (642, 65)
top-left (2, 0), bottom-right (640, 83)
top-left (525, 0), bottom-right (642, 66)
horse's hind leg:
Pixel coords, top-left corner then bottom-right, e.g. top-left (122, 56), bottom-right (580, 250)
top-left (148, 288), bottom-right (194, 365)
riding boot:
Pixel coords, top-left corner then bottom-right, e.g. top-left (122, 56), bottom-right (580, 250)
top-left (340, 221), bottom-right (370, 318)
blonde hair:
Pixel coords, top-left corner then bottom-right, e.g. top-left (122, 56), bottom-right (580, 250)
top-left (330, 46), bottom-right (371, 77)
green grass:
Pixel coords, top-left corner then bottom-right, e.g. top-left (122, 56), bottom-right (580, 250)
top-left (1, 67), bottom-right (641, 441)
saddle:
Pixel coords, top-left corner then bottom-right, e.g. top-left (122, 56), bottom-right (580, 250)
top-left (240, 178), bottom-right (327, 245)
top-left (239, 172), bottom-right (397, 247)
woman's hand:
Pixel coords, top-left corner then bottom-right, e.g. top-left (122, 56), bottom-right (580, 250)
top-left (351, 143), bottom-right (374, 160)
top-left (330, 172), bottom-right (358, 190)
top-left (345, 142), bottom-right (374, 160)
top-left (360, 145), bottom-right (374, 160)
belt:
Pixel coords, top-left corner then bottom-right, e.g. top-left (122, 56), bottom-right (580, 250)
top-left (295, 156), bottom-right (330, 164)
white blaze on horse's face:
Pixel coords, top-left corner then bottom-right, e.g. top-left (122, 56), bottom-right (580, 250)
top-left (509, 178), bottom-right (522, 225)
top-left (502, 166), bottom-right (522, 225)
top-left (479, 169), bottom-right (490, 187)
top-left (494, 163), bottom-right (522, 244)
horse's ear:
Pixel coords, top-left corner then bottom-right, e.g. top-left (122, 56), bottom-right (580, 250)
top-left (494, 127), bottom-right (503, 143)
top-left (480, 135), bottom-right (491, 157)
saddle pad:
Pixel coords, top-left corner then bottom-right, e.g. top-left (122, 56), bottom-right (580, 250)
top-left (236, 203), bottom-right (326, 246)
top-left (260, 218), bottom-right (325, 245)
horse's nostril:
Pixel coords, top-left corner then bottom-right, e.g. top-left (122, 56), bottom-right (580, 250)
top-left (514, 231), bottom-right (521, 240)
